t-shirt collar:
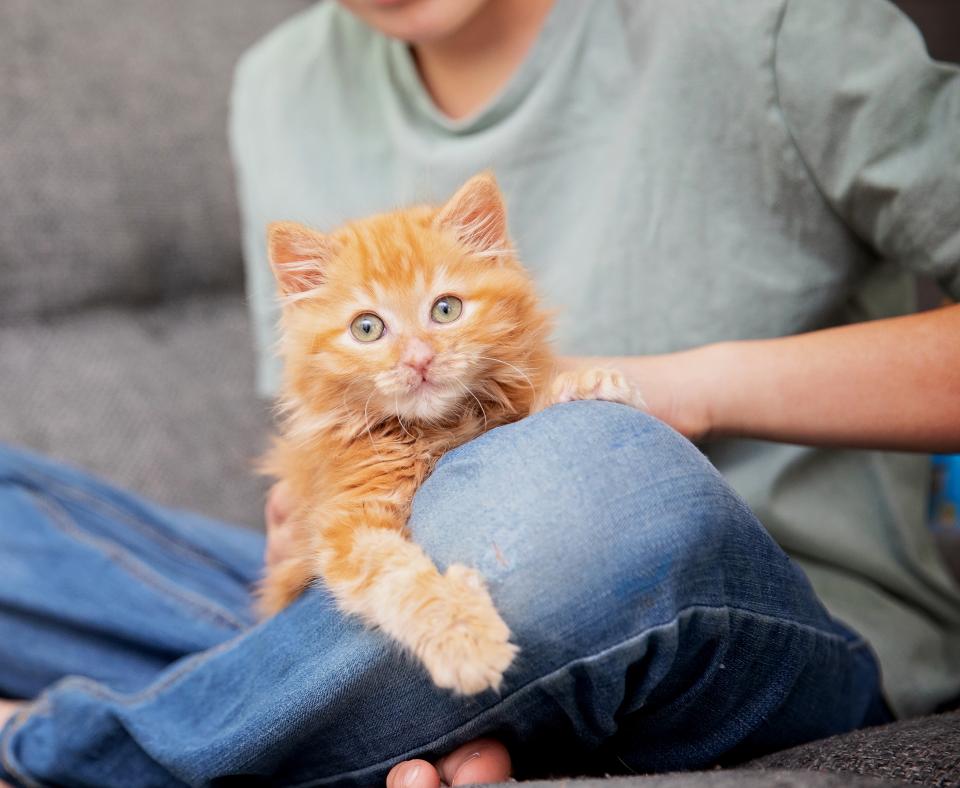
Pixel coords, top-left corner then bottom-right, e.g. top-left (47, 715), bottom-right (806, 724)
top-left (384, 0), bottom-right (582, 135)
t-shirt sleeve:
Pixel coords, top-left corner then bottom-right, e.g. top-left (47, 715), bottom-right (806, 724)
top-left (775, 0), bottom-right (960, 299)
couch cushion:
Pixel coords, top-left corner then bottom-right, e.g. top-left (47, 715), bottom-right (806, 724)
top-left (0, 294), bottom-right (271, 527)
top-left (493, 770), bottom-right (906, 787)
top-left (0, 0), bottom-right (309, 323)
top-left (747, 710), bottom-right (960, 786)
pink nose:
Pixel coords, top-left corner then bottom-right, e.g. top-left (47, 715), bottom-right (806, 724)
top-left (402, 339), bottom-right (434, 378)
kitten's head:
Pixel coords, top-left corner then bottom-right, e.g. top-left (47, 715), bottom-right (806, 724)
top-left (268, 172), bottom-right (552, 428)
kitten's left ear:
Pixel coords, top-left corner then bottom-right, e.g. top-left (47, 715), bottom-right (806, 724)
top-left (434, 171), bottom-right (510, 259)
top-left (267, 222), bottom-right (336, 297)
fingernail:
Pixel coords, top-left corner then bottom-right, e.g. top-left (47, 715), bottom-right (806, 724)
top-left (401, 763), bottom-right (421, 788)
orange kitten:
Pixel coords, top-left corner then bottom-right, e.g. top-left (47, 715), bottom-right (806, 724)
top-left (259, 172), bottom-right (644, 694)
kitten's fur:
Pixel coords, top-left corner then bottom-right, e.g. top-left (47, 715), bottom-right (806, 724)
top-left (260, 172), bottom-right (643, 694)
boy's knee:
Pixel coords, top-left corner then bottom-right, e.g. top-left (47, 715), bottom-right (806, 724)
top-left (404, 402), bottom-right (815, 695)
top-left (410, 401), bottom-right (755, 610)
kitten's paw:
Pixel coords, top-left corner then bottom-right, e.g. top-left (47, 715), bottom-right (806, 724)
top-left (548, 368), bottom-right (645, 409)
top-left (417, 564), bottom-right (517, 695)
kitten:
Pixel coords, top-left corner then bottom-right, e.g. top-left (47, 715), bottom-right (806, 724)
top-left (259, 172), bottom-right (644, 694)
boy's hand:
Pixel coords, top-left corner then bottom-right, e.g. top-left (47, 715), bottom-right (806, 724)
top-left (569, 305), bottom-right (960, 453)
top-left (0, 698), bottom-right (22, 728)
top-left (264, 481), bottom-right (296, 569)
top-left (386, 739), bottom-right (511, 788)
top-left (558, 350), bottom-right (716, 443)
top-left (0, 698), bottom-right (24, 786)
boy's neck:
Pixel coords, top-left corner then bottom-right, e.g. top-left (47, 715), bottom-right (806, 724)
top-left (411, 0), bottom-right (555, 120)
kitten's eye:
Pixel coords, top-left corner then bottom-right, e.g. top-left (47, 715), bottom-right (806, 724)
top-left (431, 296), bottom-right (462, 324)
top-left (350, 313), bottom-right (385, 342)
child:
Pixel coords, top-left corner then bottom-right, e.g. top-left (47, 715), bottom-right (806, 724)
top-left (230, 0), bottom-right (960, 783)
top-left (2, 1), bottom-right (958, 785)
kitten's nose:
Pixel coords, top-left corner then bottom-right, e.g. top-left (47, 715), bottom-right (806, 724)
top-left (402, 339), bottom-right (434, 378)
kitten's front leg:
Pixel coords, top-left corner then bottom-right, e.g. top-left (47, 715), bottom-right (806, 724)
top-left (538, 367), bottom-right (646, 411)
top-left (321, 520), bottom-right (517, 695)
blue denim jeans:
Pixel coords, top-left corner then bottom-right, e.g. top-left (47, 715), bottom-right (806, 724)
top-left (0, 402), bottom-right (889, 786)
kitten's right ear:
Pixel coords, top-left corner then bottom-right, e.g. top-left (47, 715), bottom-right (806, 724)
top-left (267, 222), bottom-right (335, 297)
top-left (434, 171), bottom-right (510, 260)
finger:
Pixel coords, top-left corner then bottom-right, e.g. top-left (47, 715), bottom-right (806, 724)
top-left (386, 760), bottom-right (441, 788)
top-left (264, 521), bottom-right (298, 568)
top-left (265, 481), bottom-right (294, 531)
top-left (436, 738), bottom-right (511, 785)
top-left (264, 488), bottom-right (279, 532)
top-left (0, 699), bottom-right (24, 733)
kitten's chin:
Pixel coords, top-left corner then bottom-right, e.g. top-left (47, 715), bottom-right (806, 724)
top-left (394, 385), bottom-right (462, 423)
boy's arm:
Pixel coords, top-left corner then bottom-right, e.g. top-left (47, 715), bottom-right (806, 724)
top-left (569, 303), bottom-right (960, 453)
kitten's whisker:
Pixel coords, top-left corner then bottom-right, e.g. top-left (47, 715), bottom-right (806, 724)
top-left (362, 389), bottom-right (385, 460)
top-left (474, 355), bottom-right (537, 398)
top-left (452, 375), bottom-right (488, 434)
top-left (394, 393), bottom-right (414, 440)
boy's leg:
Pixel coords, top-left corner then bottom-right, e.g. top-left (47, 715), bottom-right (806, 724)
top-left (0, 443), bottom-right (264, 698)
top-left (0, 404), bottom-right (888, 786)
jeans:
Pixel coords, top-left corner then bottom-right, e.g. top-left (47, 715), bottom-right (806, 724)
top-left (0, 402), bottom-right (889, 786)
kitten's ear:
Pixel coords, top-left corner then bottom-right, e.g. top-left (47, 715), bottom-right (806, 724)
top-left (267, 222), bottom-right (335, 297)
top-left (434, 171), bottom-right (510, 259)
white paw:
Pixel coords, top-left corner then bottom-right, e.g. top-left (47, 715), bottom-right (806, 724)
top-left (549, 368), bottom-right (646, 409)
top-left (416, 564), bottom-right (517, 695)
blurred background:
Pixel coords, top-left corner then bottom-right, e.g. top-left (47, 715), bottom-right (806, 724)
top-left (0, 0), bottom-right (957, 532)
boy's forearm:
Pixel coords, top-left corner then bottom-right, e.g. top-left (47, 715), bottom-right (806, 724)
top-left (705, 304), bottom-right (960, 452)
top-left (570, 303), bottom-right (960, 453)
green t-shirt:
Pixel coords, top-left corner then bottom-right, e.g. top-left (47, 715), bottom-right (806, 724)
top-left (230, 0), bottom-right (960, 717)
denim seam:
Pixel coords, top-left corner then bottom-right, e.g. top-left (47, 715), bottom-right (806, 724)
top-left (20, 603), bottom-right (798, 722)
top-left (30, 634), bottom-right (243, 708)
top-left (0, 636), bottom-right (249, 788)
top-left (10, 465), bottom-right (252, 583)
top-left (28, 491), bottom-right (247, 631)
top-left (57, 480), bottom-right (253, 585)
top-left (289, 603), bottom-right (872, 786)
top-left (0, 604), bottom-right (873, 786)
top-left (0, 698), bottom-right (51, 788)
top-left (0, 637), bottom-right (243, 785)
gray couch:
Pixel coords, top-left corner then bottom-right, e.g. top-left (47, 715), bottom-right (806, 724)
top-left (1, 1), bottom-right (957, 786)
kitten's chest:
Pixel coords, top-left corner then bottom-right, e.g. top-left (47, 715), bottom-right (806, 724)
top-left (344, 436), bottom-right (440, 490)
top-left (367, 429), bottom-right (476, 488)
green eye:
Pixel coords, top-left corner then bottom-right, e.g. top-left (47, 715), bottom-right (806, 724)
top-left (431, 296), bottom-right (462, 324)
top-left (350, 313), bottom-right (385, 342)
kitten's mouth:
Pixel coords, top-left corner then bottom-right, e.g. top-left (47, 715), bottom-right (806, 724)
top-left (413, 376), bottom-right (435, 391)
top-left (402, 368), bottom-right (439, 393)
top-left (389, 365), bottom-right (464, 421)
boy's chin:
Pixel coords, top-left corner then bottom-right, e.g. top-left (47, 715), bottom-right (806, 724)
top-left (336, 0), bottom-right (490, 45)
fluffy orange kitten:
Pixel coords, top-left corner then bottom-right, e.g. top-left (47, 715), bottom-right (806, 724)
top-left (260, 172), bottom-right (643, 694)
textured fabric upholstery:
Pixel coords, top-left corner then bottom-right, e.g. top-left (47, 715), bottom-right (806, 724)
top-left (491, 771), bottom-right (907, 787)
top-left (0, 0), bottom-right (309, 323)
top-left (0, 295), bottom-right (271, 526)
top-left (0, 1), bottom-right (309, 522)
top-left (748, 710), bottom-right (960, 786)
